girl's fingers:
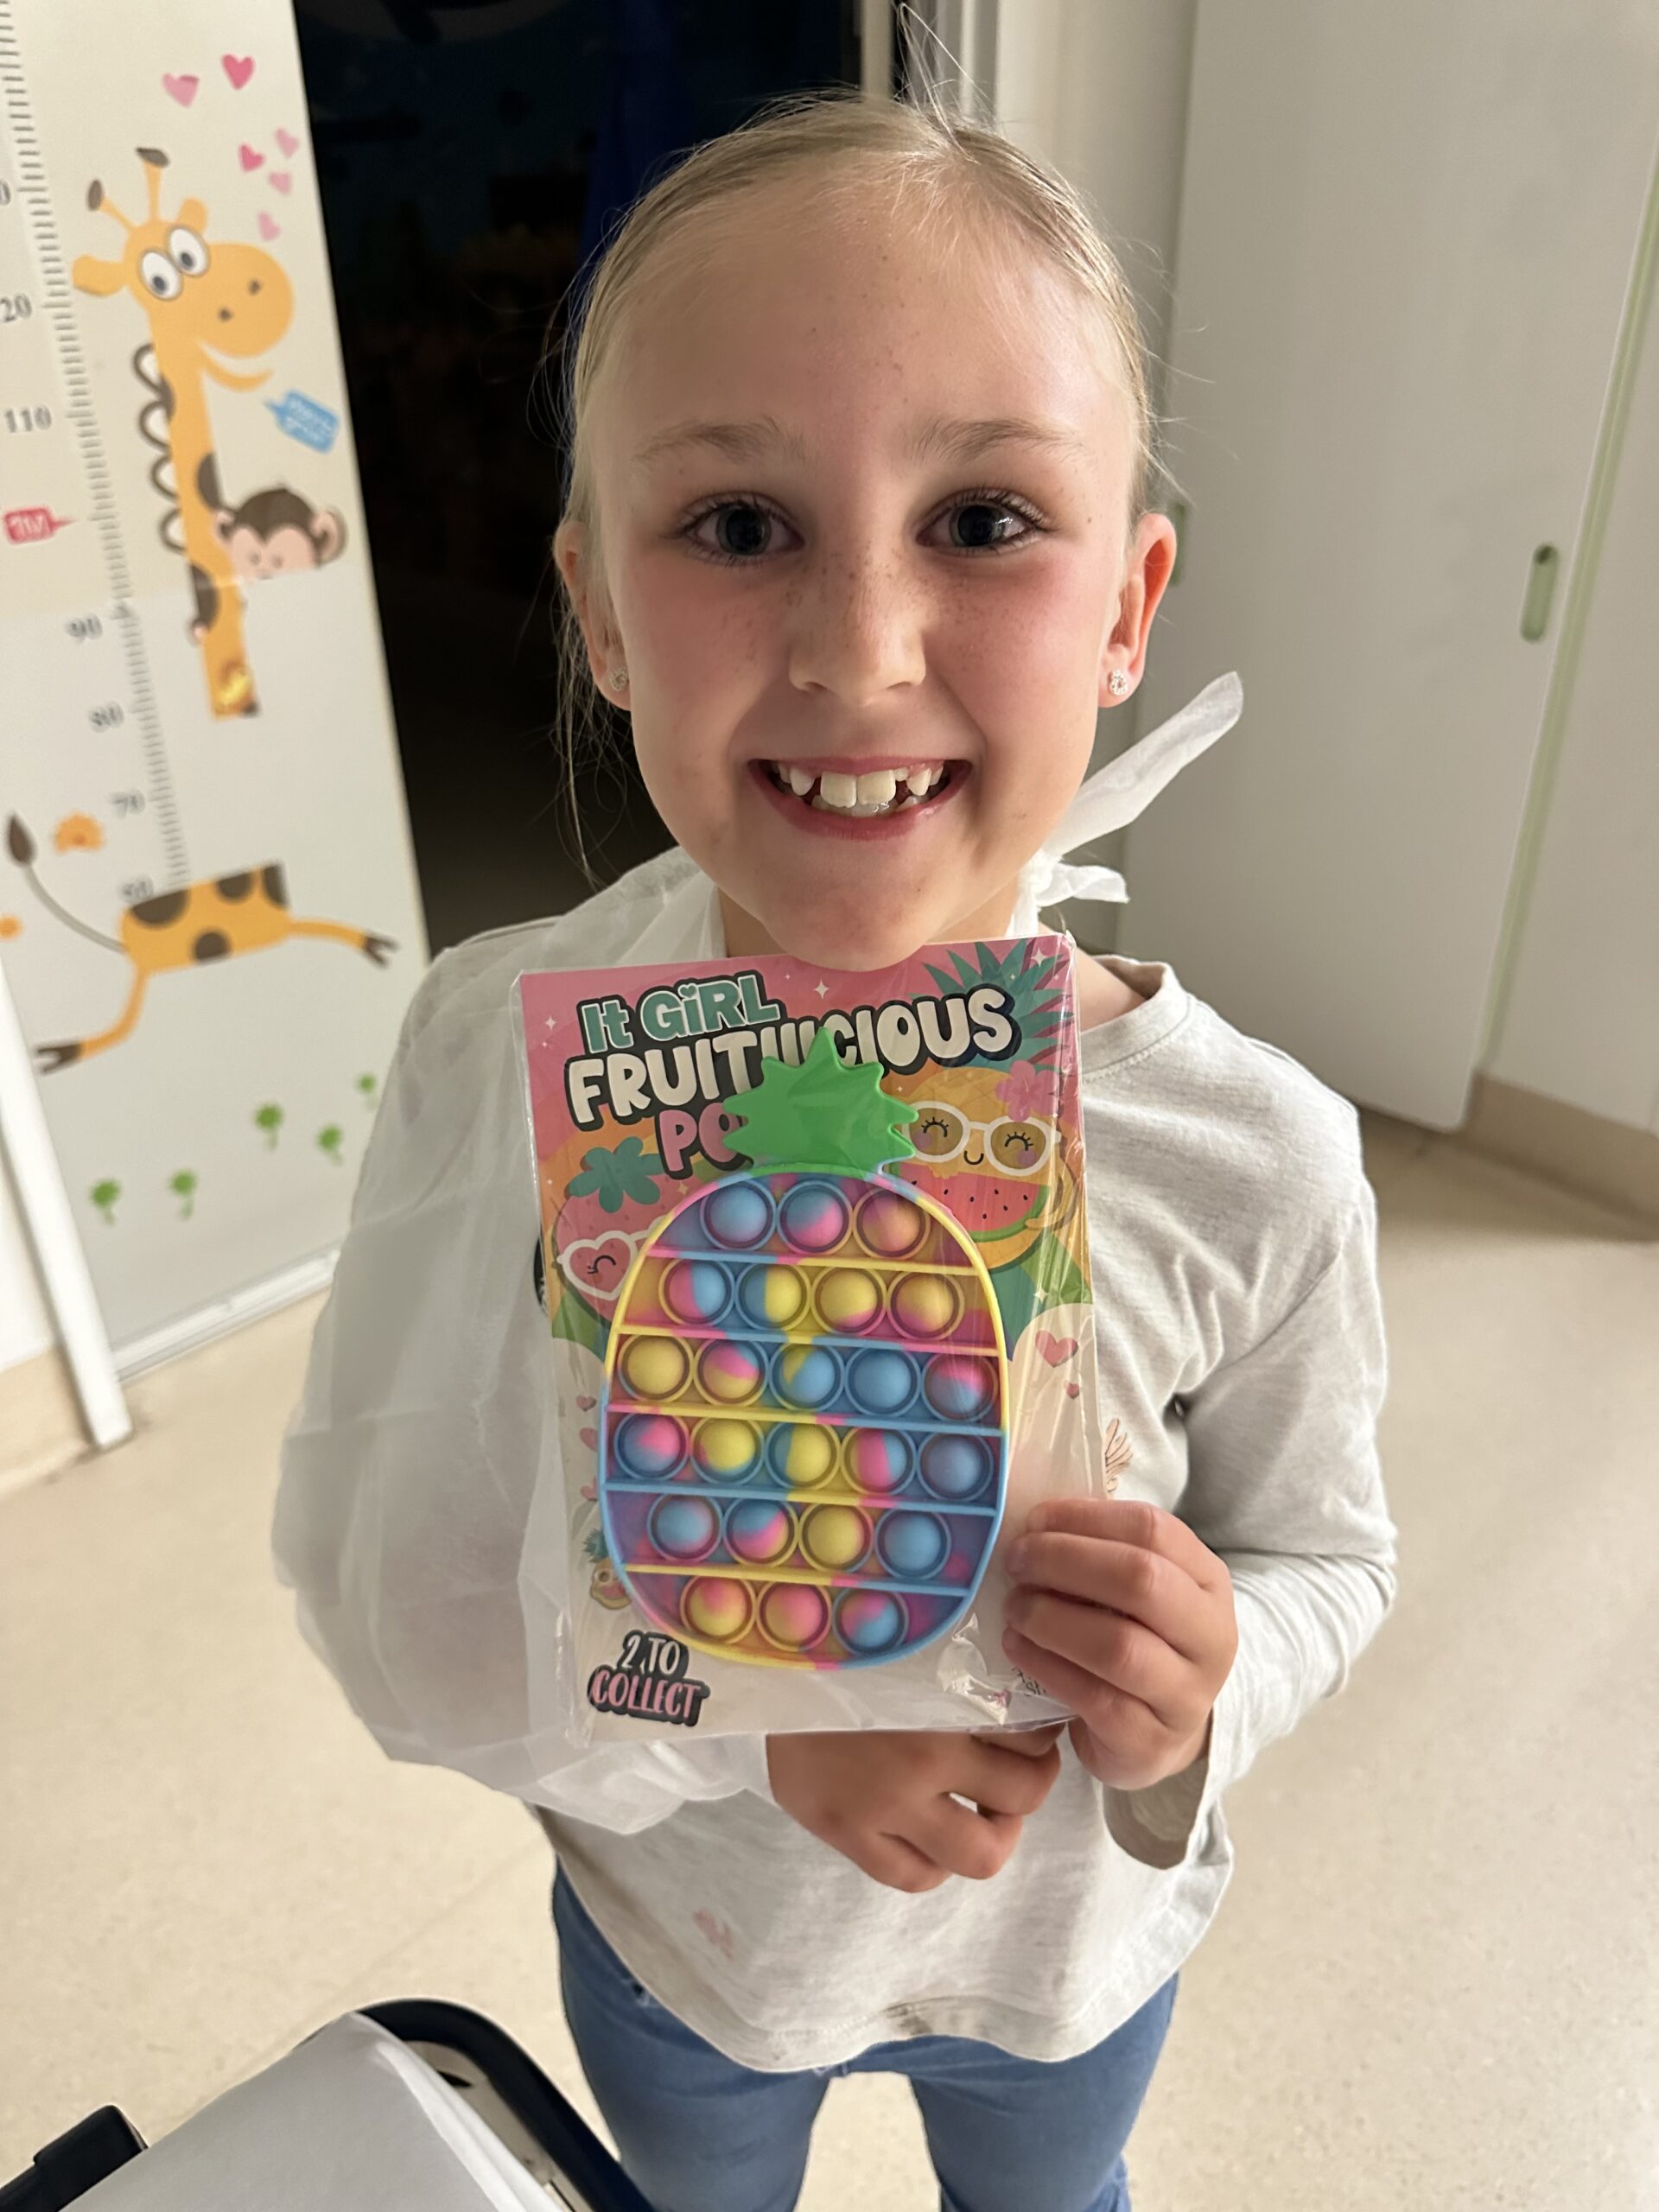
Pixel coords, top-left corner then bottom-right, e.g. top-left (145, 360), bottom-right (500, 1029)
top-left (906, 1798), bottom-right (1025, 1883)
top-left (1001, 1630), bottom-right (1171, 1771)
top-left (971, 1722), bottom-right (1065, 1761)
top-left (956, 1735), bottom-right (1062, 1816)
top-left (1023, 1497), bottom-right (1227, 1592)
top-left (1001, 1592), bottom-right (1190, 1732)
top-left (864, 1833), bottom-right (950, 1893)
top-left (1007, 1533), bottom-right (1222, 1665)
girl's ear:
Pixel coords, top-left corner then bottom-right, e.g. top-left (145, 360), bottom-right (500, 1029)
top-left (553, 517), bottom-right (622, 687)
top-left (1100, 511), bottom-right (1179, 703)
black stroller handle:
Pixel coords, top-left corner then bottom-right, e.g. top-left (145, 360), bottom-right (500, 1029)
top-left (0, 2106), bottom-right (145, 2209)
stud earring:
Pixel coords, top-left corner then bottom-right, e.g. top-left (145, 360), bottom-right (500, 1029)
top-left (1108, 670), bottom-right (1131, 697)
top-left (610, 666), bottom-right (628, 690)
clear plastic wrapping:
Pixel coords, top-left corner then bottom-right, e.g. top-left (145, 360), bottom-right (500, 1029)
top-left (514, 936), bottom-right (1107, 1743)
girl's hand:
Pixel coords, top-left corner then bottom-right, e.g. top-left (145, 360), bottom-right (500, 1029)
top-left (1002, 1499), bottom-right (1237, 1792)
top-left (766, 1726), bottom-right (1063, 1893)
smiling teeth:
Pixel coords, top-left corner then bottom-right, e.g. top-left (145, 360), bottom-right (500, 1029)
top-left (772, 760), bottom-right (946, 815)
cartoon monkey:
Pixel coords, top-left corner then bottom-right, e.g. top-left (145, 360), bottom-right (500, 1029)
top-left (218, 485), bottom-right (346, 576)
top-left (188, 486), bottom-right (346, 641)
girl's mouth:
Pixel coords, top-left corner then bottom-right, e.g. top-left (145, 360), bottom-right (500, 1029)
top-left (758, 759), bottom-right (959, 821)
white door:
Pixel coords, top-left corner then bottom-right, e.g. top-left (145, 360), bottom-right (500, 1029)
top-left (1119, 2), bottom-right (1659, 1126)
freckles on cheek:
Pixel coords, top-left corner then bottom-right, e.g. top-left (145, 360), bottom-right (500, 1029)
top-left (628, 546), bottom-right (765, 676)
top-left (949, 569), bottom-right (1091, 706)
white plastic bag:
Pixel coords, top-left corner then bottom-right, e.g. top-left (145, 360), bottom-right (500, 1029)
top-left (271, 677), bottom-right (1242, 1790)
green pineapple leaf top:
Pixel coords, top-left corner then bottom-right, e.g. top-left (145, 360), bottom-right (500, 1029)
top-left (727, 1025), bottom-right (918, 1176)
top-left (924, 939), bottom-right (1068, 1067)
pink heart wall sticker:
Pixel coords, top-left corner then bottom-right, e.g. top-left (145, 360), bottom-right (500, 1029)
top-left (576, 1395), bottom-right (597, 1411)
top-left (270, 172), bottom-right (292, 194)
top-left (162, 73), bottom-right (199, 106)
top-left (276, 127), bottom-right (299, 157)
top-left (223, 54), bottom-right (255, 90)
top-left (257, 211), bottom-right (280, 240)
top-left (238, 143), bottom-right (264, 173)
top-left (1035, 1330), bottom-right (1078, 1368)
top-left (579, 1427), bottom-right (598, 1452)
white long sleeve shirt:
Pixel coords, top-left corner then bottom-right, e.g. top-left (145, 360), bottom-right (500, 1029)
top-left (274, 846), bottom-right (1395, 2068)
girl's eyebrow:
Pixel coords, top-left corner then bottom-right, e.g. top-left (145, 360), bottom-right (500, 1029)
top-left (631, 412), bottom-right (1090, 474)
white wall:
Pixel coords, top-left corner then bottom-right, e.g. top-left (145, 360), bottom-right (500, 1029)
top-left (992, 0), bottom-right (1197, 395)
top-left (992, 0), bottom-right (1198, 944)
top-left (1001, 3), bottom-right (1659, 1123)
top-left (0, 1156), bottom-right (54, 1372)
top-left (1481, 188), bottom-right (1659, 1132)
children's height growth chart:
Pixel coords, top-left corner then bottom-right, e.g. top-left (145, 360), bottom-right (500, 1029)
top-left (0, 1), bottom-right (426, 1354)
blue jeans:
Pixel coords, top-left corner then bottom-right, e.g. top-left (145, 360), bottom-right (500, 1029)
top-left (553, 1869), bottom-right (1176, 2212)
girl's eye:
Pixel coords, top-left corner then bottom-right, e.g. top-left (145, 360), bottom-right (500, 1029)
top-left (684, 499), bottom-right (784, 564)
top-left (935, 492), bottom-right (1046, 554)
top-left (679, 489), bottom-right (1047, 568)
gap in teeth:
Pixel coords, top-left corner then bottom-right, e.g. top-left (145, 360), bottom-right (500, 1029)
top-left (774, 762), bottom-right (945, 813)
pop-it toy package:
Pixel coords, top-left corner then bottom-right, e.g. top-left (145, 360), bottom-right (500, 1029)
top-left (513, 938), bottom-right (1106, 1742)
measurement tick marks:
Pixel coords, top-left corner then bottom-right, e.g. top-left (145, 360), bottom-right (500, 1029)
top-left (0, 0), bottom-right (187, 880)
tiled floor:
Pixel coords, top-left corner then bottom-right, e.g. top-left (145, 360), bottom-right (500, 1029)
top-left (3, 1111), bottom-right (1656, 2209)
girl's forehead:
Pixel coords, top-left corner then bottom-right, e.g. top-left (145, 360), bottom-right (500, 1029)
top-left (603, 191), bottom-right (1128, 470)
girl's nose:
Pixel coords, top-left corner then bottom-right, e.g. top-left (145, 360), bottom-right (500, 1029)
top-left (788, 546), bottom-right (926, 702)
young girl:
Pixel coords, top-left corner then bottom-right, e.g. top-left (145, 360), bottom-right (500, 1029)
top-left (275, 86), bottom-right (1395, 2212)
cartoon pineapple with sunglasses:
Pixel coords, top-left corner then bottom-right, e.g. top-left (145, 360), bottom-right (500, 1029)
top-left (889, 942), bottom-right (1084, 1288)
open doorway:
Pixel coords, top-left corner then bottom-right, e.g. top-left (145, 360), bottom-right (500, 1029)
top-left (294, 0), bottom-right (866, 950)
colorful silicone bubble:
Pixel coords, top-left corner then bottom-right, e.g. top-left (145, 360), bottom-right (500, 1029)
top-left (777, 1179), bottom-right (850, 1254)
top-left (613, 1412), bottom-right (689, 1480)
top-left (836, 1588), bottom-right (909, 1656)
top-left (766, 1421), bottom-right (838, 1488)
top-left (847, 1345), bottom-right (916, 1417)
top-left (661, 1258), bottom-right (730, 1326)
top-left (855, 1189), bottom-right (926, 1259)
top-left (690, 1417), bottom-right (762, 1482)
top-left (773, 1342), bottom-right (841, 1410)
top-left (918, 1431), bottom-right (994, 1501)
top-left (875, 1508), bottom-right (949, 1580)
top-left (891, 1272), bottom-right (961, 1340)
top-left (758, 1581), bottom-right (831, 1653)
top-left (738, 1261), bottom-right (807, 1330)
top-left (814, 1266), bottom-right (884, 1335)
top-left (697, 1339), bottom-right (765, 1405)
top-left (801, 1503), bottom-right (872, 1571)
top-left (845, 1427), bottom-right (912, 1494)
top-left (682, 1575), bottom-right (753, 1643)
top-left (647, 1494), bottom-right (721, 1563)
top-left (620, 1335), bottom-right (690, 1403)
top-left (595, 1026), bottom-right (1020, 1672)
top-left (923, 1353), bottom-right (995, 1422)
top-left (725, 1498), bottom-right (797, 1566)
top-left (702, 1179), bottom-right (773, 1250)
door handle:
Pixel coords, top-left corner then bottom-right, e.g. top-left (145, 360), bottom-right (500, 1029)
top-left (1520, 543), bottom-right (1560, 641)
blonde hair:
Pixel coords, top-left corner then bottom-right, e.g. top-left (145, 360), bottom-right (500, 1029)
top-left (546, 77), bottom-right (1167, 856)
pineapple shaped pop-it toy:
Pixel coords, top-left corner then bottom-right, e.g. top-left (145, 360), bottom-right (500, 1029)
top-left (598, 1027), bottom-right (1011, 1669)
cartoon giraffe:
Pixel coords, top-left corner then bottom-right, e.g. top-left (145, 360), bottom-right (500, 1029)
top-left (72, 148), bottom-right (294, 720)
top-left (6, 817), bottom-right (395, 1073)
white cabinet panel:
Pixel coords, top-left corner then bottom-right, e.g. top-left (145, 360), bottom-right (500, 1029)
top-left (1484, 208), bottom-right (1659, 1131)
top-left (1119, 3), bottom-right (1659, 1126)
